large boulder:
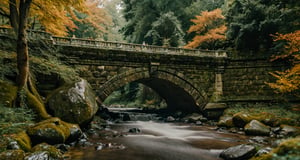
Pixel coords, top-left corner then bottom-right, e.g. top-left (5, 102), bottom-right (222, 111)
top-left (47, 79), bottom-right (98, 125)
top-left (27, 117), bottom-right (82, 145)
top-left (244, 120), bottom-right (270, 136)
top-left (232, 112), bottom-right (253, 128)
top-left (220, 144), bottom-right (256, 160)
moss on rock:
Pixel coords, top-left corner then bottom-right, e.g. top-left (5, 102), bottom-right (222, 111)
top-left (26, 117), bottom-right (70, 145)
top-left (232, 112), bottom-right (255, 128)
top-left (47, 79), bottom-right (98, 126)
top-left (217, 116), bottom-right (234, 128)
top-left (251, 137), bottom-right (300, 160)
top-left (26, 117), bottom-right (82, 145)
top-left (31, 143), bottom-right (63, 159)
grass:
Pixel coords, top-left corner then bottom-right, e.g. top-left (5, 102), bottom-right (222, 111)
top-left (0, 104), bottom-right (36, 152)
top-left (223, 103), bottom-right (300, 126)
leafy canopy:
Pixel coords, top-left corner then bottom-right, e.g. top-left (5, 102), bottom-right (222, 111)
top-left (224, 0), bottom-right (300, 52)
top-left (185, 9), bottom-right (226, 49)
top-left (268, 30), bottom-right (300, 96)
top-left (0, 0), bottom-right (111, 36)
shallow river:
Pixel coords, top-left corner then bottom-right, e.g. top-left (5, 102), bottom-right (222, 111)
top-left (67, 113), bottom-right (250, 160)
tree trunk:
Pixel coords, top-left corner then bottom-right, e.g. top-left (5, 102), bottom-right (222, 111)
top-left (9, 0), bottom-right (19, 35)
top-left (16, 0), bottom-right (32, 89)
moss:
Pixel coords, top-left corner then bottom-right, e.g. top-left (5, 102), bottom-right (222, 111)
top-left (217, 116), bottom-right (234, 128)
top-left (10, 131), bottom-right (32, 152)
top-left (26, 117), bottom-right (71, 145)
top-left (250, 154), bottom-right (272, 160)
top-left (0, 80), bottom-right (17, 107)
top-left (232, 112), bottom-right (255, 128)
top-left (0, 149), bottom-right (25, 160)
top-left (274, 137), bottom-right (300, 155)
top-left (26, 90), bottom-right (51, 120)
top-left (251, 137), bottom-right (300, 160)
top-left (31, 143), bottom-right (63, 159)
top-left (224, 105), bottom-right (300, 127)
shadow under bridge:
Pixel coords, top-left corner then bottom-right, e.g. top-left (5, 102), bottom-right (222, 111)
top-left (96, 68), bottom-right (208, 113)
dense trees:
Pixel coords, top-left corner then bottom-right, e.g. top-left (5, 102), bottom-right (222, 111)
top-left (224, 0), bottom-right (300, 52)
top-left (121, 0), bottom-right (194, 46)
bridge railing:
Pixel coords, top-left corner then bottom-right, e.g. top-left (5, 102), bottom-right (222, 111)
top-left (0, 27), bottom-right (227, 58)
top-left (52, 36), bottom-right (227, 57)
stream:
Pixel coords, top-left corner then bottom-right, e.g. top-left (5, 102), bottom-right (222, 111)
top-left (66, 108), bottom-right (251, 160)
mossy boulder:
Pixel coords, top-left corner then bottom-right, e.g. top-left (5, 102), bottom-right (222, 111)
top-left (29, 143), bottom-right (63, 159)
top-left (0, 149), bottom-right (25, 160)
top-left (232, 112), bottom-right (254, 128)
top-left (47, 79), bottom-right (98, 125)
top-left (0, 80), bottom-right (17, 107)
top-left (26, 117), bottom-right (82, 145)
top-left (244, 120), bottom-right (270, 136)
top-left (217, 116), bottom-right (234, 128)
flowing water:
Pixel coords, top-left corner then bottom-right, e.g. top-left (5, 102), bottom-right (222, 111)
top-left (67, 110), bottom-right (250, 160)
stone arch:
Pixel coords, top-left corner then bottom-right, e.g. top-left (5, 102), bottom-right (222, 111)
top-left (97, 67), bottom-right (208, 112)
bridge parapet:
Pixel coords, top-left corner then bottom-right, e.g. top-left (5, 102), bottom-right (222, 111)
top-left (52, 36), bottom-right (227, 58)
top-left (0, 27), bottom-right (227, 58)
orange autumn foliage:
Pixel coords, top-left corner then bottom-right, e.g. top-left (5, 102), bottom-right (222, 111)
top-left (0, 0), bottom-right (110, 36)
top-left (185, 9), bottom-right (226, 49)
top-left (268, 30), bottom-right (300, 95)
top-left (83, 0), bottom-right (112, 35)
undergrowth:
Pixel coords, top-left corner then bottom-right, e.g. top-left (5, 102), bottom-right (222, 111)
top-left (224, 103), bottom-right (300, 126)
top-left (0, 104), bottom-right (35, 136)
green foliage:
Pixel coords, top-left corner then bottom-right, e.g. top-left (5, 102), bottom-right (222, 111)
top-left (121, 0), bottom-right (194, 46)
top-left (104, 83), bottom-right (166, 109)
top-left (0, 50), bottom-right (17, 81)
top-left (145, 12), bottom-right (184, 47)
top-left (252, 138), bottom-right (300, 160)
top-left (0, 104), bottom-right (35, 136)
top-left (224, 0), bottom-right (300, 52)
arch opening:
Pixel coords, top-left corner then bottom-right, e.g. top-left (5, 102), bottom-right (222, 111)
top-left (97, 68), bottom-right (206, 113)
top-left (103, 82), bottom-right (167, 109)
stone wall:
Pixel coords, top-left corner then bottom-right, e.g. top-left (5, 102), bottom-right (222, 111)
top-left (222, 58), bottom-right (294, 102)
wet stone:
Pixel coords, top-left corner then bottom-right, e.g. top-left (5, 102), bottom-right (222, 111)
top-left (24, 151), bottom-right (49, 160)
top-left (166, 116), bottom-right (176, 122)
top-left (244, 120), bottom-right (270, 136)
top-left (255, 147), bottom-right (272, 157)
top-left (220, 144), bottom-right (257, 160)
top-left (7, 141), bottom-right (20, 150)
top-left (128, 128), bottom-right (141, 133)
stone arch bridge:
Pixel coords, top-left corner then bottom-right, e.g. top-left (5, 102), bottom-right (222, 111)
top-left (1, 28), bottom-right (289, 115)
top-left (53, 37), bottom-right (227, 113)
